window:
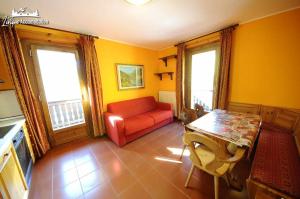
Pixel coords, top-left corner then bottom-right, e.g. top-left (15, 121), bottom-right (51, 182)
top-left (186, 44), bottom-right (220, 111)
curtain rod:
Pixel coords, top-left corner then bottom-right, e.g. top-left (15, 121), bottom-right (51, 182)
top-left (25, 24), bottom-right (99, 39)
top-left (174, 24), bottom-right (238, 47)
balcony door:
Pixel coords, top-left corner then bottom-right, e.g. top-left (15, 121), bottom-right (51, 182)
top-left (186, 43), bottom-right (220, 111)
top-left (30, 45), bottom-right (89, 145)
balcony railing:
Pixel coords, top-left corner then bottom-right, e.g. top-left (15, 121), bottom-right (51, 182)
top-left (48, 99), bottom-right (85, 131)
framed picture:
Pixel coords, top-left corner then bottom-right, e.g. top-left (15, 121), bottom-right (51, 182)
top-left (116, 64), bottom-right (144, 90)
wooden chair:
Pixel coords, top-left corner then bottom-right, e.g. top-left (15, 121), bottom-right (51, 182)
top-left (179, 105), bottom-right (206, 159)
top-left (179, 108), bottom-right (198, 159)
top-left (194, 103), bottom-right (205, 118)
top-left (184, 132), bottom-right (245, 199)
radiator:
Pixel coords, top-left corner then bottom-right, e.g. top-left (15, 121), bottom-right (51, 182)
top-left (158, 91), bottom-right (177, 116)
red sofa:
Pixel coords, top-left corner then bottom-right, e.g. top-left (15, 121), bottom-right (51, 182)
top-left (104, 96), bottom-right (173, 146)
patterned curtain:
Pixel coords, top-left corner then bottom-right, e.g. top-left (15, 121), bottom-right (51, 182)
top-left (0, 26), bottom-right (50, 158)
top-left (176, 43), bottom-right (186, 117)
top-left (79, 35), bottom-right (105, 136)
top-left (216, 27), bottom-right (235, 109)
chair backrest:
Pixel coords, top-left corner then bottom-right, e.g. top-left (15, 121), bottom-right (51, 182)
top-left (194, 103), bottom-right (206, 117)
top-left (180, 108), bottom-right (198, 125)
top-left (184, 132), bottom-right (222, 166)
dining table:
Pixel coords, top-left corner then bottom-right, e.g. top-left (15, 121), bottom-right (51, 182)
top-left (186, 109), bottom-right (262, 189)
top-left (186, 109), bottom-right (262, 150)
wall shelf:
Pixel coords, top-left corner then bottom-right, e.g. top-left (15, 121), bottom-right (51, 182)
top-left (154, 72), bottom-right (174, 80)
top-left (159, 54), bottom-right (177, 67)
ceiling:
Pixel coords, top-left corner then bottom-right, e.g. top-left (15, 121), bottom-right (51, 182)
top-left (1, 0), bottom-right (300, 50)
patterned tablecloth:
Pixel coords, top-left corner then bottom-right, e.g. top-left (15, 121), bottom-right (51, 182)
top-left (187, 109), bottom-right (262, 147)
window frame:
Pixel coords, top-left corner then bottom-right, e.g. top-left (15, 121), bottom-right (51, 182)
top-left (185, 42), bottom-right (221, 110)
top-left (21, 39), bottom-right (91, 146)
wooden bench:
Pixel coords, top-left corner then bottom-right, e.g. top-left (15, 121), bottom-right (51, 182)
top-left (247, 123), bottom-right (300, 199)
top-left (226, 102), bottom-right (300, 198)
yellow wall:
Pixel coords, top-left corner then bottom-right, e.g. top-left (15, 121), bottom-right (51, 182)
top-left (229, 8), bottom-right (300, 109)
top-left (94, 39), bottom-right (159, 110)
top-left (6, 8), bottom-right (300, 111)
top-left (11, 25), bottom-right (159, 111)
top-left (158, 8), bottom-right (300, 109)
top-left (157, 47), bottom-right (177, 91)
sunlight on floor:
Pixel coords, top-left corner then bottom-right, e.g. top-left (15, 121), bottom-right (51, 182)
top-left (154, 156), bottom-right (182, 164)
top-left (167, 147), bottom-right (190, 156)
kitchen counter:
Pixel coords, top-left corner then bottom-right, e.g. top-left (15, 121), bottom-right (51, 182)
top-left (0, 116), bottom-right (25, 155)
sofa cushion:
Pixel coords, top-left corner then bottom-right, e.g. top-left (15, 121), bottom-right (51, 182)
top-left (145, 109), bottom-right (173, 124)
top-left (107, 96), bottom-right (157, 119)
top-left (124, 115), bottom-right (154, 135)
top-left (251, 129), bottom-right (300, 198)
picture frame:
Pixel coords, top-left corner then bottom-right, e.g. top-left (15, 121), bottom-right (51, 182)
top-left (116, 64), bottom-right (144, 90)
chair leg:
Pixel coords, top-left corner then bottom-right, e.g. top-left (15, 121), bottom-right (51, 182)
top-left (214, 176), bottom-right (219, 199)
top-left (179, 145), bottom-right (186, 160)
top-left (185, 165), bottom-right (195, 187)
top-left (224, 173), bottom-right (230, 187)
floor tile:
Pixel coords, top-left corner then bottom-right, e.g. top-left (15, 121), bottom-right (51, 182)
top-left (117, 151), bottom-right (145, 168)
top-left (127, 159), bottom-right (154, 178)
top-left (92, 149), bottom-right (119, 166)
top-left (119, 182), bottom-right (151, 199)
top-left (155, 159), bottom-right (183, 180)
top-left (170, 167), bottom-right (213, 199)
top-left (74, 152), bottom-right (95, 166)
top-left (101, 158), bottom-right (130, 179)
top-left (139, 169), bottom-right (188, 199)
top-left (76, 159), bottom-right (99, 178)
top-left (79, 169), bottom-right (108, 193)
top-left (52, 154), bottom-right (75, 175)
top-left (83, 182), bottom-right (117, 199)
top-left (109, 171), bottom-right (137, 194)
top-left (29, 122), bottom-right (250, 199)
top-left (53, 180), bottom-right (83, 199)
top-left (53, 167), bottom-right (79, 190)
top-left (29, 175), bottom-right (53, 199)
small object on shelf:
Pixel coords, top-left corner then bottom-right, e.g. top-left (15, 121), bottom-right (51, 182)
top-left (154, 72), bottom-right (174, 80)
top-left (159, 54), bottom-right (177, 67)
top-left (0, 79), bottom-right (4, 83)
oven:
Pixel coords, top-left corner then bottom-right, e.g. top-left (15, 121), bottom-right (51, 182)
top-left (12, 126), bottom-right (33, 186)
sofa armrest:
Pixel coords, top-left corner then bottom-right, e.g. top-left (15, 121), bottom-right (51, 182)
top-left (104, 112), bottom-right (126, 146)
top-left (157, 102), bottom-right (172, 110)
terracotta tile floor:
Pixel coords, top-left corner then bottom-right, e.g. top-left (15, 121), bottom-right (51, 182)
top-left (29, 122), bottom-right (250, 199)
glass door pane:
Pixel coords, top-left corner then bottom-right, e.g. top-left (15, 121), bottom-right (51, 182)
top-left (36, 49), bottom-right (85, 131)
top-left (191, 50), bottom-right (216, 111)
